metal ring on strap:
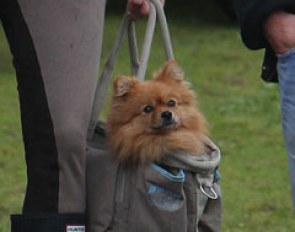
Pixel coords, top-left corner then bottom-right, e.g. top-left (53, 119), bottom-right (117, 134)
top-left (199, 185), bottom-right (218, 200)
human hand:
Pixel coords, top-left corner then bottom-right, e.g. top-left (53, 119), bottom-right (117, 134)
top-left (127, 0), bottom-right (165, 21)
top-left (264, 11), bottom-right (295, 54)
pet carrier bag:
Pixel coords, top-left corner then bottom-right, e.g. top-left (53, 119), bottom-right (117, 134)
top-left (86, 1), bottom-right (222, 231)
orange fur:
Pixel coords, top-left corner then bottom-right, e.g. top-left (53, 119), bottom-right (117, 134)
top-left (106, 60), bottom-right (207, 163)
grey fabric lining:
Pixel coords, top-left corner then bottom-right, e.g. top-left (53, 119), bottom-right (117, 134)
top-left (161, 138), bottom-right (221, 174)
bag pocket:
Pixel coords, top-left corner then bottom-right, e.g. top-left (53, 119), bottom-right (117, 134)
top-left (126, 163), bottom-right (188, 232)
top-left (146, 164), bottom-right (186, 211)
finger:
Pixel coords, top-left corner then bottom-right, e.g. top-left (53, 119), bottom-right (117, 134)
top-left (139, 1), bottom-right (150, 16)
top-left (127, 1), bottom-right (150, 21)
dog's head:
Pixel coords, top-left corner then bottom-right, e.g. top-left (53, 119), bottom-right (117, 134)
top-left (109, 60), bottom-right (201, 133)
top-left (107, 60), bottom-right (206, 162)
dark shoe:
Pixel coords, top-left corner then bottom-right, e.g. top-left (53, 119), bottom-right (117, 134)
top-left (11, 213), bottom-right (85, 232)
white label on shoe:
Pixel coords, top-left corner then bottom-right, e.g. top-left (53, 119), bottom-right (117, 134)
top-left (66, 225), bottom-right (85, 232)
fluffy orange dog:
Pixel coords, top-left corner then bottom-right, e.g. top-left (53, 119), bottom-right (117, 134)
top-left (106, 60), bottom-right (207, 163)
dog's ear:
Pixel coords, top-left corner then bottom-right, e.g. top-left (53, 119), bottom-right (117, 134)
top-left (153, 60), bottom-right (184, 83)
top-left (113, 76), bottom-right (138, 97)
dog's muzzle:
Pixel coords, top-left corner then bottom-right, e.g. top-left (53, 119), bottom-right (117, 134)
top-left (160, 111), bottom-right (177, 128)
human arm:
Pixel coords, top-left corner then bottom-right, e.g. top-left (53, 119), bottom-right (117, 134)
top-left (234, 0), bottom-right (295, 50)
top-left (264, 11), bottom-right (295, 54)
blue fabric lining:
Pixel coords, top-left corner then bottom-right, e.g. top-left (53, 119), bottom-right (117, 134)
top-left (151, 164), bottom-right (185, 182)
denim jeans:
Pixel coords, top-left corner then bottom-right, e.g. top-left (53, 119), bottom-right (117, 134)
top-left (277, 48), bottom-right (295, 209)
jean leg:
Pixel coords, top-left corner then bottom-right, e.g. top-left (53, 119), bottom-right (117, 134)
top-left (277, 48), bottom-right (295, 209)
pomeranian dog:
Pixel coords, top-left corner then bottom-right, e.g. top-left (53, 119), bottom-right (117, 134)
top-left (106, 60), bottom-right (207, 163)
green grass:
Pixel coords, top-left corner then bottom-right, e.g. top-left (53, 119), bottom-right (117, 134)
top-left (1, 3), bottom-right (294, 231)
top-left (0, 22), bottom-right (26, 231)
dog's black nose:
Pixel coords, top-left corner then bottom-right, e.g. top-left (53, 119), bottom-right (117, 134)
top-left (161, 111), bottom-right (172, 120)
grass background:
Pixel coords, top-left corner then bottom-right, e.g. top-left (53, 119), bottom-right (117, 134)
top-left (1, 1), bottom-right (294, 231)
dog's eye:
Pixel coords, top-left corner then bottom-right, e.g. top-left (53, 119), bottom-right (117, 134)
top-left (167, 100), bottom-right (176, 107)
top-left (144, 105), bottom-right (154, 113)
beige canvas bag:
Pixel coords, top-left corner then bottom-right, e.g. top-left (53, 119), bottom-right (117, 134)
top-left (86, 1), bottom-right (222, 231)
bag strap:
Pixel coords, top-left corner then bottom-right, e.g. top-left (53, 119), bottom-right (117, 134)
top-left (136, 0), bottom-right (175, 80)
top-left (87, 0), bottom-right (174, 140)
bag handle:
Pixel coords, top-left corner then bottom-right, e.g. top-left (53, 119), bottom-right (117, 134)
top-left (87, 0), bottom-right (174, 140)
top-left (136, 0), bottom-right (174, 81)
